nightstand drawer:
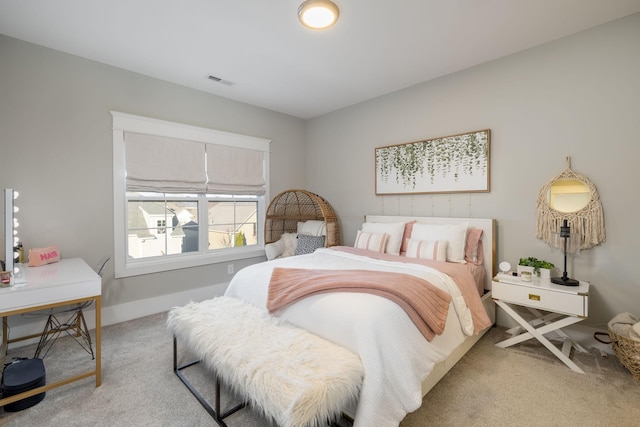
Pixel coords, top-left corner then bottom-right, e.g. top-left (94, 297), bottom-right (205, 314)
top-left (492, 280), bottom-right (588, 317)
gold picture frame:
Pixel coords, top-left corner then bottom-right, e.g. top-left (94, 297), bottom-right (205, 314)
top-left (375, 129), bottom-right (490, 195)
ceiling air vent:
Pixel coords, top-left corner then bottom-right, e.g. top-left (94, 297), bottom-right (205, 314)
top-left (206, 74), bottom-right (233, 86)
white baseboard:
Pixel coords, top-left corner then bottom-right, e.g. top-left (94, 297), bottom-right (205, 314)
top-left (97, 282), bottom-right (228, 327)
top-left (5, 282), bottom-right (229, 350)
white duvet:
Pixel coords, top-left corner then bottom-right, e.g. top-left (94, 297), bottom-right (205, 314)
top-left (224, 248), bottom-right (474, 427)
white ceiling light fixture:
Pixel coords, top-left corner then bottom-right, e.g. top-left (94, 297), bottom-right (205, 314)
top-left (298, 0), bottom-right (340, 30)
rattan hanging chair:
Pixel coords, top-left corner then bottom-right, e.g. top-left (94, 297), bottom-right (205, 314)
top-left (265, 189), bottom-right (340, 247)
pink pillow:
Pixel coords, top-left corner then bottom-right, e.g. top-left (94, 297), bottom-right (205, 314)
top-left (464, 229), bottom-right (484, 265)
top-left (28, 245), bottom-right (60, 267)
top-left (400, 220), bottom-right (417, 254)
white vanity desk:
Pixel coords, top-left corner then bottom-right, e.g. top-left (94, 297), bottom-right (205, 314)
top-left (492, 272), bottom-right (589, 374)
top-left (0, 258), bottom-right (102, 408)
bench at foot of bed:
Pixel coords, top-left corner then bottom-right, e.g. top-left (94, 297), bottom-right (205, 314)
top-left (167, 296), bottom-right (364, 427)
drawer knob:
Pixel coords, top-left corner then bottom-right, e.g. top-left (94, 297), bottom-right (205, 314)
top-left (529, 294), bottom-right (541, 301)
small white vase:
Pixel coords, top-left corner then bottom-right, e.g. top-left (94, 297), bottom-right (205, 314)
top-left (538, 268), bottom-right (551, 280)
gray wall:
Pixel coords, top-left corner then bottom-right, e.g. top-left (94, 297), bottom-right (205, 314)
top-left (306, 13), bottom-right (640, 327)
top-left (0, 35), bottom-right (306, 322)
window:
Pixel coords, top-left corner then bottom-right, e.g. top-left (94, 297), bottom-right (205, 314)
top-left (112, 112), bottom-right (270, 278)
top-left (206, 194), bottom-right (259, 250)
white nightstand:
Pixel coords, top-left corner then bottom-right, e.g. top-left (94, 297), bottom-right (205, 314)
top-left (492, 273), bottom-right (589, 374)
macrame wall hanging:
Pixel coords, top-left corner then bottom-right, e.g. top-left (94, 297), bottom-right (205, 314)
top-left (536, 157), bottom-right (605, 251)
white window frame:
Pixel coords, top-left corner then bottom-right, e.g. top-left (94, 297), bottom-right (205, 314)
top-left (112, 111), bottom-right (270, 278)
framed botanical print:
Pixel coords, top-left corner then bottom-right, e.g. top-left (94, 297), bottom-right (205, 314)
top-left (375, 129), bottom-right (490, 195)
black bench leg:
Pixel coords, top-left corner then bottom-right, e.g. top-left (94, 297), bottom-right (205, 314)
top-left (173, 336), bottom-right (245, 426)
top-left (329, 412), bottom-right (354, 427)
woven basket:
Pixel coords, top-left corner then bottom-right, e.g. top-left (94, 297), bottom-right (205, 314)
top-left (265, 189), bottom-right (340, 247)
top-left (609, 327), bottom-right (640, 382)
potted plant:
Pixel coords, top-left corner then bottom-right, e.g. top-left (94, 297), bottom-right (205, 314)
top-left (518, 257), bottom-right (555, 279)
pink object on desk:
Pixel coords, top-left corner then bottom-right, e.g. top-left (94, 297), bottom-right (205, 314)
top-left (28, 245), bottom-right (60, 267)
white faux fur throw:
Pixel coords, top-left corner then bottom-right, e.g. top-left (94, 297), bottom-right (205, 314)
top-left (167, 296), bottom-right (364, 427)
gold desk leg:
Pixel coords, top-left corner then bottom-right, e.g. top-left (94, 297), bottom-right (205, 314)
top-left (1, 316), bottom-right (7, 368)
top-left (95, 296), bottom-right (102, 387)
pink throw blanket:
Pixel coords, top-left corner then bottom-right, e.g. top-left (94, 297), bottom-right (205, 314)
top-left (331, 247), bottom-right (492, 334)
top-left (268, 268), bottom-right (452, 342)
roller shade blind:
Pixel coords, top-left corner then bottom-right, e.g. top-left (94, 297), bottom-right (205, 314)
top-left (206, 144), bottom-right (266, 195)
top-left (124, 131), bottom-right (266, 195)
top-left (125, 132), bottom-right (207, 193)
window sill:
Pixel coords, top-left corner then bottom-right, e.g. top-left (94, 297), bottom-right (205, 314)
top-left (115, 247), bottom-right (266, 278)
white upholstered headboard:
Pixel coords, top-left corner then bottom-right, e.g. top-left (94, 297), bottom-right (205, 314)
top-left (365, 215), bottom-right (496, 291)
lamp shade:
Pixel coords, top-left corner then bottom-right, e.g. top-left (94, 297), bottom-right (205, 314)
top-left (298, 0), bottom-right (339, 29)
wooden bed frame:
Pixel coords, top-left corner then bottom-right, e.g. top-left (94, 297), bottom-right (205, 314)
top-left (364, 215), bottom-right (497, 397)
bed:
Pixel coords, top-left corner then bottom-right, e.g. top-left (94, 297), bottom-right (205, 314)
top-left (224, 215), bottom-right (496, 427)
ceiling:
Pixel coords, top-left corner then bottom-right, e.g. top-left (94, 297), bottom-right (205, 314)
top-left (1, 1), bottom-right (640, 119)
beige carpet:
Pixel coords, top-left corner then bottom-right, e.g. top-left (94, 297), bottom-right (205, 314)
top-left (1, 311), bottom-right (639, 427)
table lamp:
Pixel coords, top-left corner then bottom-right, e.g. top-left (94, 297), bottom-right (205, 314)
top-left (551, 219), bottom-right (580, 286)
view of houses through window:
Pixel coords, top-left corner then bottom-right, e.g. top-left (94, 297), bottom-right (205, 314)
top-left (127, 192), bottom-right (258, 260)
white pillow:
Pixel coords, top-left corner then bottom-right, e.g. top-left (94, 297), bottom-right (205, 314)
top-left (280, 233), bottom-right (298, 258)
top-left (354, 231), bottom-right (389, 253)
top-left (297, 220), bottom-right (326, 236)
top-left (361, 222), bottom-right (405, 255)
top-left (265, 239), bottom-right (284, 260)
top-left (410, 222), bottom-right (468, 263)
top-left (405, 239), bottom-right (448, 262)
